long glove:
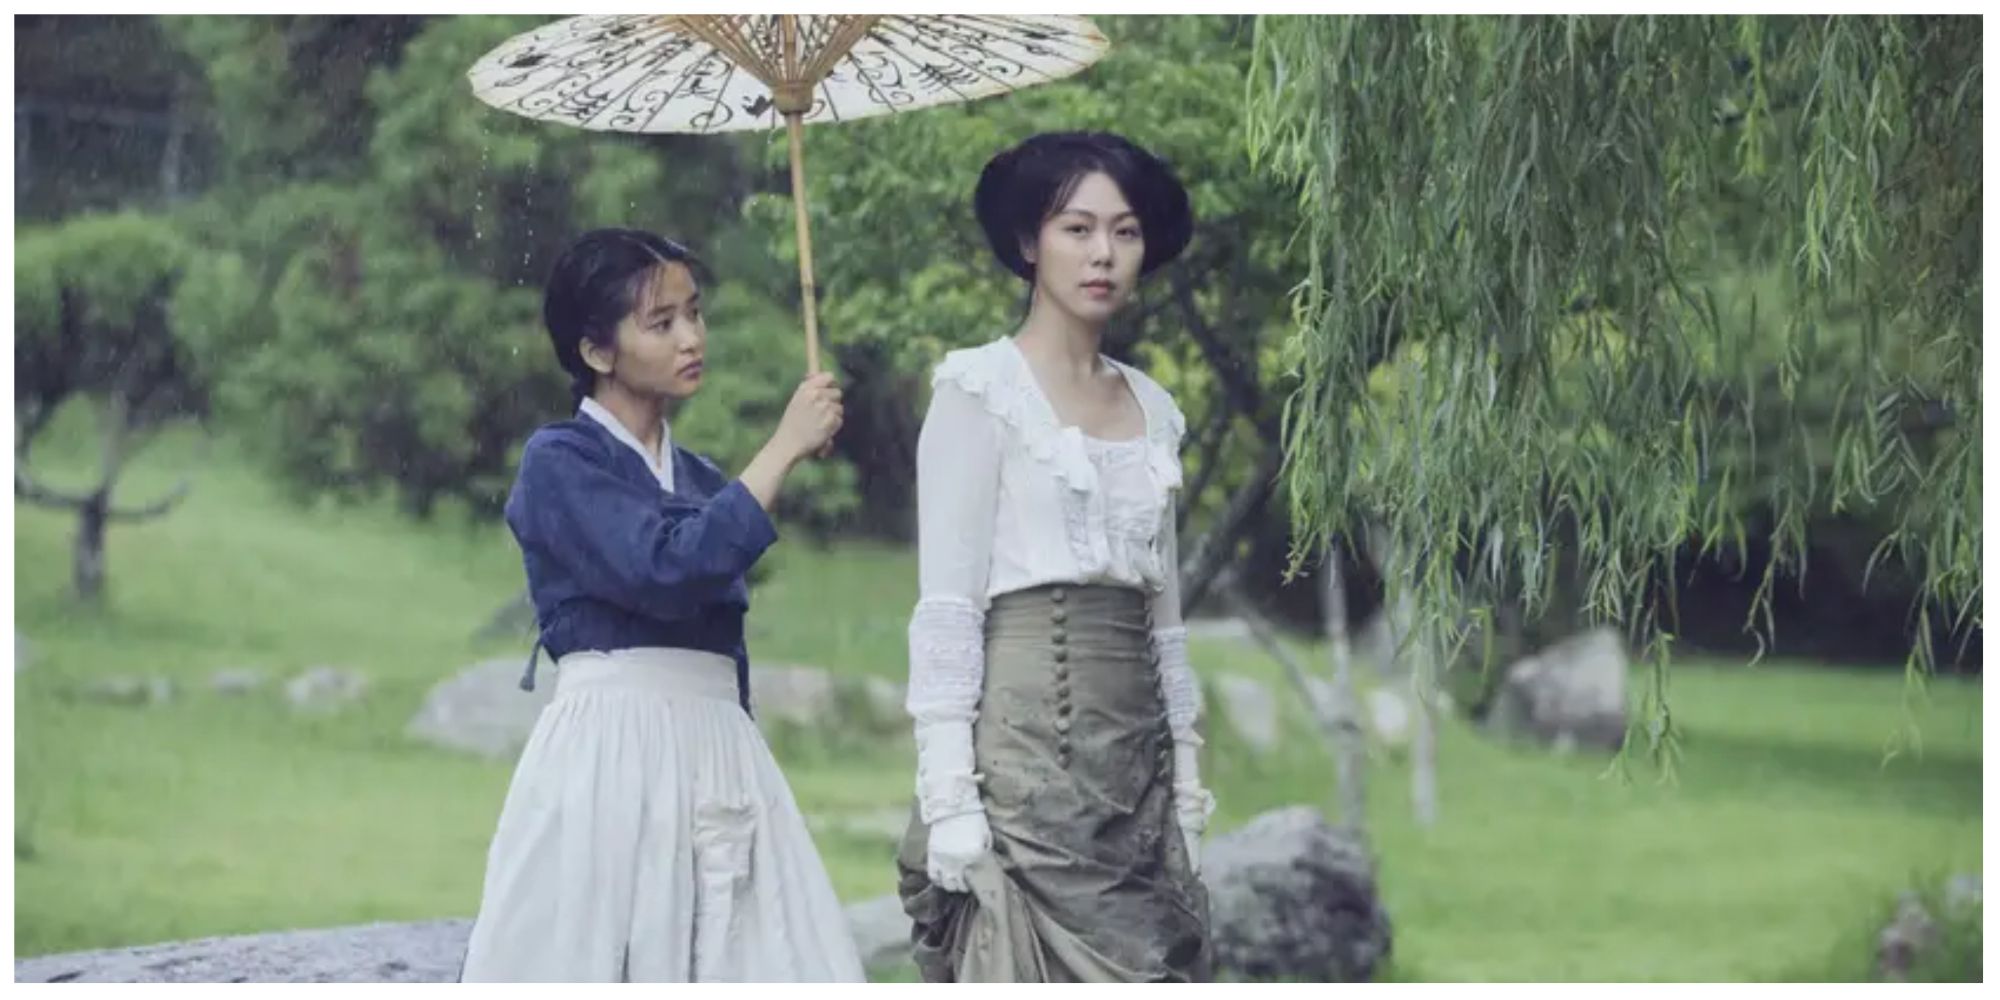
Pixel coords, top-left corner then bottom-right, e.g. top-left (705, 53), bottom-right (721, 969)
top-left (1171, 736), bottom-right (1218, 876)
top-left (915, 720), bottom-right (990, 892)
top-left (1156, 625), bottom-right (1217, 876)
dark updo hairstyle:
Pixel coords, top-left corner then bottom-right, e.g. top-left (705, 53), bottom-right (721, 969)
top-left (973, 131), bottom-right (1194, 283)
top-left (542, 228), bottom-right (707, 402)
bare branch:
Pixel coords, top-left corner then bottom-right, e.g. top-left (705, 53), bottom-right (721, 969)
top-left (1172, 270), bottom-right (1281, 446)
top-left (1176, 402), bottom-right (1235, 534)
top-left (15, 468), bottom-right (94, 512)
top-left (1179, 444), bottom-right (1285, 616)
top-left (16, 398), bottom-right (64, 460)
top-left (1220, 574), bottom-right (1341, 735)
top-left (104, 477), bottom-right (193, 522)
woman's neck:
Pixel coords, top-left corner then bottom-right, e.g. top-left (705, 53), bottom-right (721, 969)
top-left (589, 382), bottom-right (668, 454)
top-left (1013, 289), bottom-right (1107, 380)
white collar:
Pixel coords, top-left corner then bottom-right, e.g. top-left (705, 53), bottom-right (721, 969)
top-left (578, 396), bottom-right (674, 493)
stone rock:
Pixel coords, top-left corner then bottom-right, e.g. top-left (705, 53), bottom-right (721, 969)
top-left (1206, 806), bottom-right (1391, 982)
top-left (1303, 676), bottom-right (1336, 719)
top-left (284, 667), bottom-right (370, 714)
top-left (1214, 674), bottom-right (1280, 753)
top-left (860, 676), bottom-right (907, 723)
top-left (1185, 616), bottom-right (1253, 642)
top-left (14, 806), bottom-right (1404, 984)
top-left (81, 675), bottom-right (174, 707)
top-left (751, 664), bottom-right (839, 728)
top-left (1875, 874), bottom-right (1981, 981)
top-left (1942, 872), bottom-right (1981, 917)
top-left (1365, 687), bottom-right (1410, 749)
top-left (1484, 626), bottom-right (1628, 753)
top-left (13, 919), bottom-right (474, 983)
top-left (1353, 593), bottom-right (1423, 679)
top-left (209, 669), bottom-right (267, 697)
top-left (13, 898), bottom-right (917, 982)
top-left (406, 659), bottom-right (556, 759)
top-left (845, 894), bottom-right (914, 970)
top-left (1877, 892), bottom-right (1942, 981)
top-left (1353, 610), bottom-right (1398, 676)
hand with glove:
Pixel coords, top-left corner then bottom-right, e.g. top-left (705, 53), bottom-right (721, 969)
top-left (1170, 737), bottom-right (1217, 877)
top-left (914, 720), bottom-right (991, 892)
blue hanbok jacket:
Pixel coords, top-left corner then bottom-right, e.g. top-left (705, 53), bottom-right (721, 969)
top-left (503, 417), bottom-right (777, 713)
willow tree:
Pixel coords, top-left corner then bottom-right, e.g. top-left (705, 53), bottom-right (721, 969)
top-left (1247, 15), bottom-right (1980, 765)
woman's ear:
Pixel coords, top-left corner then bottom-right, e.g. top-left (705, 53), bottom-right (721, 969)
top-left (579, 332), bottom-right (616, 376)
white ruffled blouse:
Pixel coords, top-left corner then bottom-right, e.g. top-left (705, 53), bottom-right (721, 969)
top-left (905, 338), bottom-right (1201, 762)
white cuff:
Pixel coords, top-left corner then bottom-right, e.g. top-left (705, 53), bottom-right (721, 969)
top-left (1153, 625), bottom-right (1202, 743)
top-left (907, 596), bottom-right (986, 725)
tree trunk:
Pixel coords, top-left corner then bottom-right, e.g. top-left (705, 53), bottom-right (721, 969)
top-left (1220, 575), bottom-right (1362, 824)
top-left (1176, 402), bottom-right (1236, 535)
top-left (74, 492), bottom-right (108, 604)
top-left (1321, 541), bottom-right (1368, 841)
top-left (77, 394), bottom-right (129, 603)
top-left (1177, 445), bottom-right (1283, 616)
top-left (1410, 639), bottom-right (1439, 828)
top-left (1366, 521), bottom-right (1439, 827)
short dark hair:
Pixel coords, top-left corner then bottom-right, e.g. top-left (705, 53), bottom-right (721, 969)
top-left (542, 228), bottom-right (706, 401)
top-left (973, 131), bottom-right (1193, 282)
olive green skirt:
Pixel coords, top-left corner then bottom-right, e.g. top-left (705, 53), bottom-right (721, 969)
top-left (896, 584), bottom-right (1212, 982)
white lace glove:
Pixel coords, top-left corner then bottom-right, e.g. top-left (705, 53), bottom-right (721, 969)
top-left (1172, 737), bottom-right (1217, 876)
top-left (926, 812), bottom-right (991, 893)
top-left (914, 720), bottom-right (990, 892)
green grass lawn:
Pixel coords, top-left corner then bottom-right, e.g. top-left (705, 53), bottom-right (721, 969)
top-left (12, 410), bottom-right (1982, 980)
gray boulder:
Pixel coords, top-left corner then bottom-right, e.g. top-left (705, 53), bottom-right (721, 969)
top-left (14, 919), bottom-right (474, 983)
top-left (1942, 872), bottom-right (1981, 916)
top-left (751, 664), bottom-right (839, 728)
top-left (80, 675), bottom-right (174, 707)
top-left (1365, 687), bottom-right (1411, 749)
top-left (285, 667), bottom-right (370, 714)
top-left (13, 897), bottom-right (916, 982)
top-left (1485, 626), bottom-right (1628, 753)
top-left (209, 669), bottom-right (267, 697)
top-left (406, 658), bottom-right (555, 759)
top-left (1876, 875), bottom-right (1982, 981)
top-left (1185, 616), bottom-right (1253, 642)
top-left (860, 676), bottom-right (908, 724)
top-left (844, 894), bottom-right (914, 970)
top-left (1876, 892), bottom-right (1942, 981)
top-left (1214, 673), bottom-right (1280, 753)
top-left (1205, 806), bottom-right (1391, 982)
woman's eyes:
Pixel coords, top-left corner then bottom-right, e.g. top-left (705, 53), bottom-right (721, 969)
top-left (1064, 223), bottom-right (1143, 239)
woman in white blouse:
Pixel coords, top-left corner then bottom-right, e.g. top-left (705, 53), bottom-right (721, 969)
top-left (895, 132), bottom-right (1215, 982)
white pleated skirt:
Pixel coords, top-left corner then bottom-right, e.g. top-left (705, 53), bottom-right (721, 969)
top-left (459, 648), bottom-right (866, 982)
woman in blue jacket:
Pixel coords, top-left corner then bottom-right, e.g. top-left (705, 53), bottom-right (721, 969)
top-left (460, 228), bottom-right (865, 982)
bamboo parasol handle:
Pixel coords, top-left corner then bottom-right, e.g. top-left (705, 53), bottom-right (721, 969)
top-left (786, 110), bottom-right (821, 376)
